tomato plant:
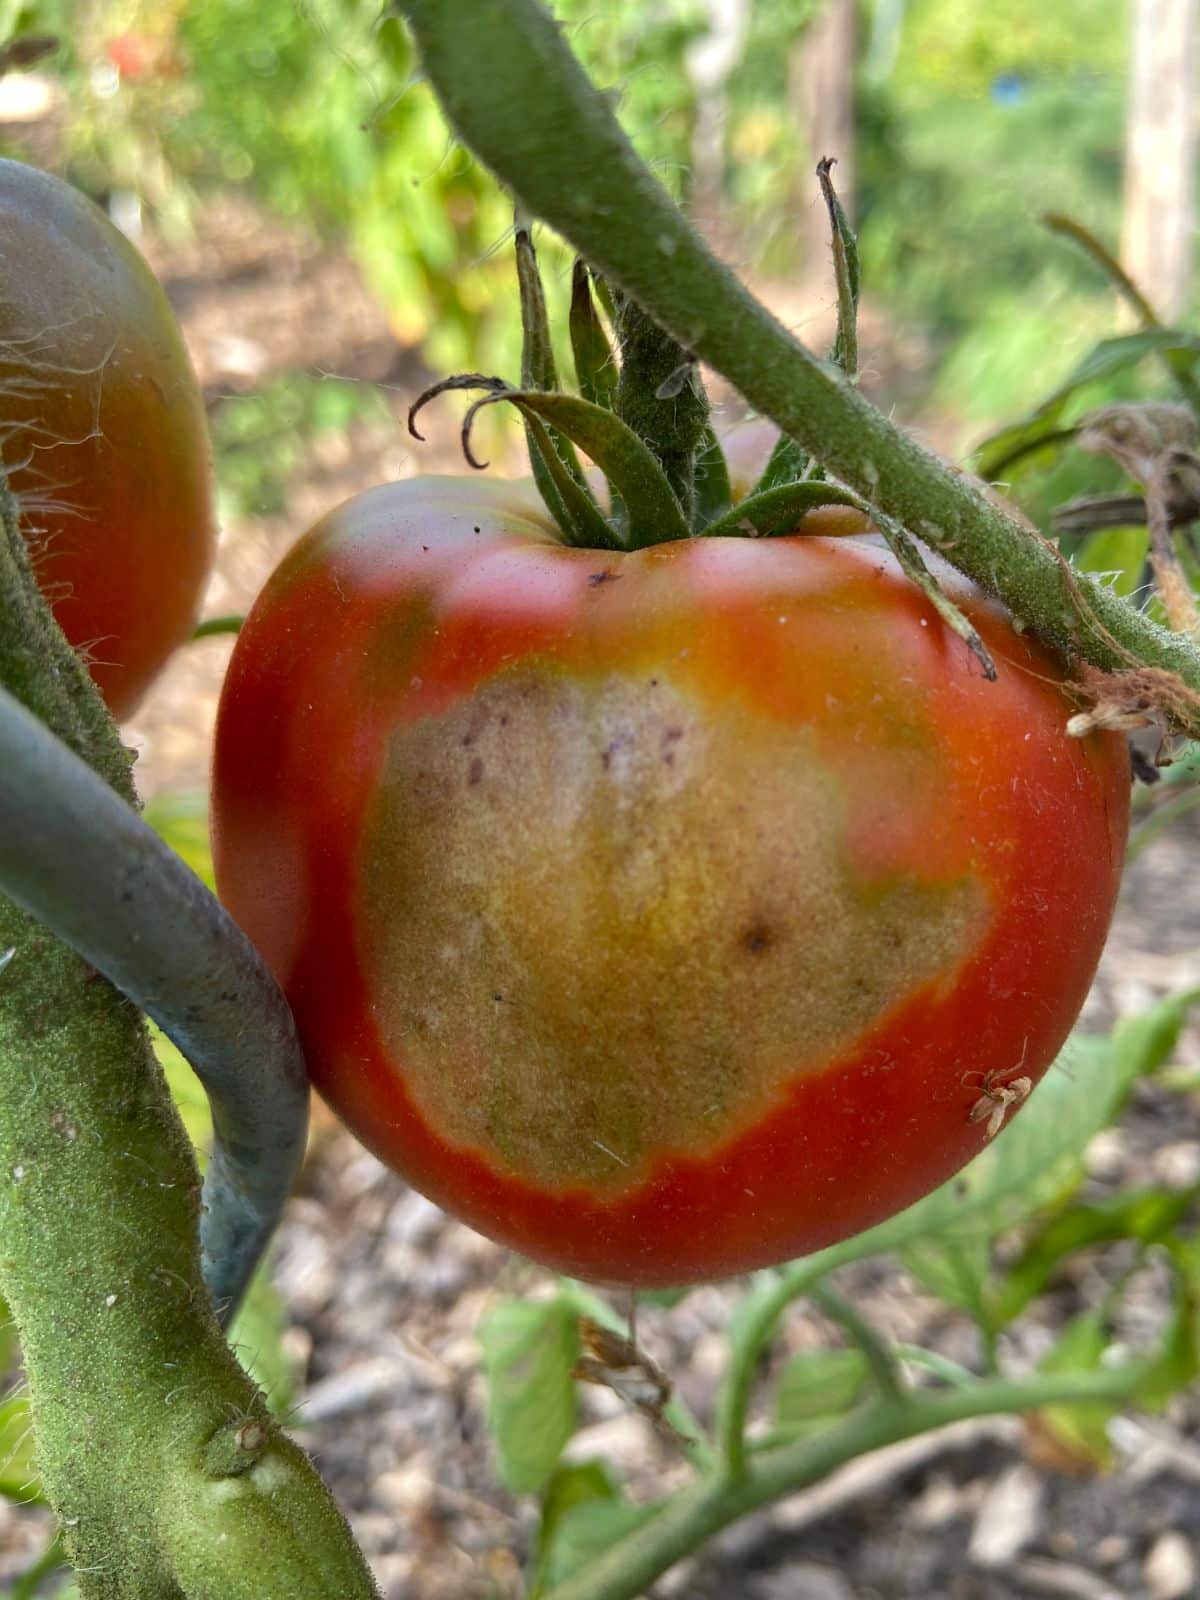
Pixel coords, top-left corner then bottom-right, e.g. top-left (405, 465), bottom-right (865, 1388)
top-left (212, 472), bottom-right (1130, 1285)
top-left (0, 159), bottom-right (214, 717)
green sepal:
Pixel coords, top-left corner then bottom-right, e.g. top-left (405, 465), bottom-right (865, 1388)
top-left (816, 157), bottom-right (859, 378)
top-left (692, 423), bottom-right (733, 528)
top-left (514, 220), bottom-right (595, 537)
top-left (523, 407), bottom-right (624, 550)
top-left (467, 387), bottom-right (692, 549)
top-left (569, 260), bottom-right (618, 411)
top-left (753, 429), bottom-right (814, 494)
top-left (701, 479), bottom-right (861, 539)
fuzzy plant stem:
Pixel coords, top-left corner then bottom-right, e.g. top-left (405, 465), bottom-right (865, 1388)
top-left (398, 0), bottom-right (1200, 735)
top-left (0, 483), bottom-right (379, 1598)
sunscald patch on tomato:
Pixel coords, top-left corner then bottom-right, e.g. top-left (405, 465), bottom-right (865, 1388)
top-left (212, 477), bottom-right (1131, 1285)
top-left (356, 663), bottom-right (991, 1194)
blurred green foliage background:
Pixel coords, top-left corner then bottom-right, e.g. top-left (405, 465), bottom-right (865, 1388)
top-left (1, 0), bottom-right (1140, 397)
top-left (0, 0), bottom-right (1190, 558)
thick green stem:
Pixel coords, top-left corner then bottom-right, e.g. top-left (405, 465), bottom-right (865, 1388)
top-left (544, 1362), bottom-right (1147, 1600)
top-left (0, 487), bottom-right (378, 1595)
top-left (398, 0), bottom-right (1200, 735)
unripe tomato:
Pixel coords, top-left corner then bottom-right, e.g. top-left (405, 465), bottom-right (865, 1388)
top-left (212, 477), bottom-right (1129, 1285)
top-left (0, 160), bottom-right (215, 717)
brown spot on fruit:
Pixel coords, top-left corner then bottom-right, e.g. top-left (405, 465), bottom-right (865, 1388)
top-left (359, 666), bottom-right (990, 1194)
top-left (468, 756), bottom-right (484, 786)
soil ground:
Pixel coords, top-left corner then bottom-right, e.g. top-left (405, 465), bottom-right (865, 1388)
top-left (1, 196), bottom-right (1198, 1600)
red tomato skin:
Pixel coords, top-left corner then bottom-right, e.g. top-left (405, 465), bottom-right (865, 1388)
top-left (0, 160), bottom-right (215, 717)
top-left (212, 476), bottom-right (1129, 1285)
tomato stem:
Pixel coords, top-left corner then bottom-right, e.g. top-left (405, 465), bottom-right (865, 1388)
top-left (397, 0), bottom-right (1200, 738)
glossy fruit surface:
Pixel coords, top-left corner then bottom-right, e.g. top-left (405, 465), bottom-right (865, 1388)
top-left (0, 159), bottom-right (214, 717)
top-left (212, 476), bottom-right (1129, 1285)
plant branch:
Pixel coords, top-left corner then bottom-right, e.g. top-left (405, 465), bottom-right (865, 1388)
top-left (398, 0), bottom-right (1200, 736)
top-left (543, 1362), bottom-right (1148, 1600)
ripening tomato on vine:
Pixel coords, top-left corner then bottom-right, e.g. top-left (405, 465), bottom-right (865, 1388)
top-left (0, 159), bottom-right (214, 718)
top-left (211, 211), bottom-right (1130, 1287)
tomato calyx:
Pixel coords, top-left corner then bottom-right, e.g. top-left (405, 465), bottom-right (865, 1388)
top-left (405, 164), bottom-right (993, 679)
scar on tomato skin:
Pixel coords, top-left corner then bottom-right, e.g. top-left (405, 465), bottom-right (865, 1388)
top-left (742, 921), bottom-right (775, 955)
top-left (588, 570), bottom-right (620, 587)
top-left (468, 757), bottom-right (484, 785)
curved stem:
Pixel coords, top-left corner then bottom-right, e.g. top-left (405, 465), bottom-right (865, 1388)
top-left (0, 685), bottom-right (308, 1322)
top-left (543, 1362), bottom-right (1147, 1600)
top-left (716, 1257), bottom-right (840, 1478)
top-left (398, 0), bottom-right (1200, 734)
top-left (810, 1285), bottom-right (908, 1407)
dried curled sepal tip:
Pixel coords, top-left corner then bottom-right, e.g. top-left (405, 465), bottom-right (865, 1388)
top-left (1066, 664), bottom-right (1200, 753)
top-left (406, 373), bottom-right (509, 444)
top-left (572, 1317), bottom-right (694, 1449)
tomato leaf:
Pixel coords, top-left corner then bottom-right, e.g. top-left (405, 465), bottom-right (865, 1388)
top-left (701, 480), bottom-right (862, 540)
top-left (532, 1461), bottom-right (661, 1594)
top-left (0, 1392), bottom-right (43, 1504)
top-left (1074, 525), bottom-right (1150, 597)
top-left (901, 1234), bottom-right (992, 1324)
top-left (143, 791), bottom-right (215, 891)
top-left (227, 1265), bottom-right (300, 1419)
top-left (774, 1348), bottom-right (869, 1430)
top-left (0, 1295), bottom-right (15, 1379)
top-left (974, 329), bottom-right (1200, 482)
top-left (479, 1297), bottom-right (580, 1494)
top-left (993, 1187), bottom-right (1199, 1327)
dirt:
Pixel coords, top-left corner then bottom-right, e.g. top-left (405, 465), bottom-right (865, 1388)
top-left (1, 194), bottom-right (1199, 1600)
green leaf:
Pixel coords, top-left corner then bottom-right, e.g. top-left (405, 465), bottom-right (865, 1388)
top-left (974, 328), bottom-right (1200, 481)
top-left (143, 791), bottom-right (214, 891)
top-left (1110, 986), bottom-right (1200, 1079)
top-left (0, 1392), bottom-right (42, 1503)
top-left (479, 1297), bottom-right (580, 1494)
top-left (533, 1462), bottom-right (660, 1595)
top-left (701, 480), bottom-right (862, 540)
top-left (774, 1348), bottom-right (869, 1428)
top-left (152, 1026), bottom-right (213, 1156)
top-left (1034, 1305), bottom-right (1114, 1468)
top-left (0, 1294), bottom-right (15, 1377)
top-left (754, 430), bottom-right (811, 494)
top-left (901, 1234), bottom-right (992, 1323)
top-left (1075, 525), bottom-right (1150, 597)
top-left (994, 1187), bottom-right (1198, 1326)
top-left (227, 1264), bottom-right (300, 1418)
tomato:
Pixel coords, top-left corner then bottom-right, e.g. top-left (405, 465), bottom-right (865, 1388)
top-left (0, 160), bottom-right (215, 718)
top-left (211, 475), bottom-right (1129, 1285)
